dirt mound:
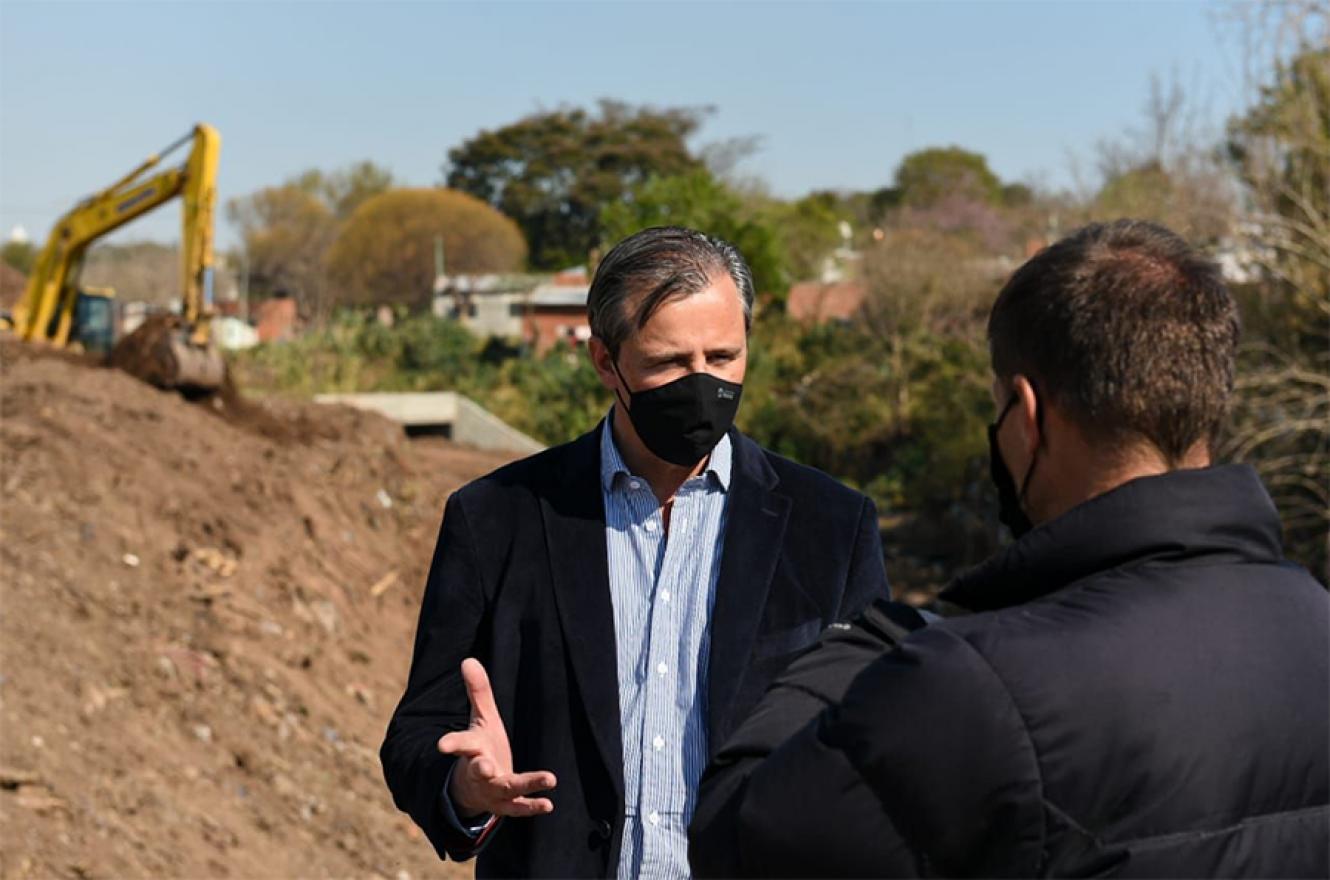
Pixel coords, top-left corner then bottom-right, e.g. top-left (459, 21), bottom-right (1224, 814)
top-left (0, 340), bottom-right (511, 879)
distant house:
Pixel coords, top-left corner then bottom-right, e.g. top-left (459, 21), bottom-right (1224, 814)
top-left (434, 267), bottom-right (591, 353)
top-left (253, 297), bottom-right (297, 343)
top-left (523, 277), bottom-right (590, 354)
top-left (432, 274), bottom-right (536, 337)
top-left (786, 280), bottom-right (868, 324)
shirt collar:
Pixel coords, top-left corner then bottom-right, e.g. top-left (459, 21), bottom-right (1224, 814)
top-left (599, 411), bottom-right (733, 494)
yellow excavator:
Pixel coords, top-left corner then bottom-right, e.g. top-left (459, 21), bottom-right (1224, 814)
top-left (8, 123), bottom-right (227, 391)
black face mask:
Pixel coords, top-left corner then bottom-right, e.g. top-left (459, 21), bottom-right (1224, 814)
top-left (988, 392), bottom-right (1039, 538)
top-left (612, 362), bottom-right (743, 467)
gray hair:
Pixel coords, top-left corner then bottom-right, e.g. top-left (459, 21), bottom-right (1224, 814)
top-left (587, 226), bottom-right (755, 356)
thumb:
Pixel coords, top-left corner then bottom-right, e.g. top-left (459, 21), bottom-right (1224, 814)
top-left (461, 658), bottom-right (501, 725)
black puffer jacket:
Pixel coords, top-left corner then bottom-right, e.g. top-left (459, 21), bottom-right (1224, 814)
top-left (690, 465), bottom-right (1329, 878)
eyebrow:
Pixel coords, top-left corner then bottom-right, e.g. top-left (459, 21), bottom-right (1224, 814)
top-left (640, 345), bottom-right (744, 366)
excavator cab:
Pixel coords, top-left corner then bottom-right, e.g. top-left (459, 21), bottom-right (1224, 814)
top-left (70, 288), bottom-right (116, 355)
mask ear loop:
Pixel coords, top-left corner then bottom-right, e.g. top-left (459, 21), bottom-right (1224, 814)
top-left (1017, 381), bottom-right (1044, 505)
top-left (608, 354), bottom-right (633, 414)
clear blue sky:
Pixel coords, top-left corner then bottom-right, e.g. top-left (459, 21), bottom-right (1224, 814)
top-left (1, 1), bottom-right (1250, 249)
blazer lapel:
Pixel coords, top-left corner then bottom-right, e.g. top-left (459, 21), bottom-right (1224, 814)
top-left (706, 430), bottom-right (791, 750)
top-left (540, 424), bottom-right (625, 798)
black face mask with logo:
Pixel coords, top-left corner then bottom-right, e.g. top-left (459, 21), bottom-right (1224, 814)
top-left (987, 391), bottom-right (1040, 538)
top-left (612, 362), bottom-right (743, 467)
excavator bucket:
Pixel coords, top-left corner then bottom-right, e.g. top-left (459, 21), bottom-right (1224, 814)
top-left (108, 313), bottom-right (227, 393)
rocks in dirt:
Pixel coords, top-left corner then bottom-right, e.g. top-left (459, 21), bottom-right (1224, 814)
top-left (0, 766), bottom-right (42, 789)
top-left (80, 683), bottom-right (129, 718)
top-left (368, 571), bottom-right (398, 598)
top-left (2, 769), bottom-right (67, 815)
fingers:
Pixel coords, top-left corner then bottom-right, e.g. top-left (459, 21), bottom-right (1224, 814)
top-left (437, 730), bottom-right (486, 756)
top-left (460, 658), bottom-right (501, 724)
top-left (494, 770), bottom-right (557, 798)
top-left (443, 761), bottom-right (557, 818)
top-left (493, 796), bottom-right (554, 818)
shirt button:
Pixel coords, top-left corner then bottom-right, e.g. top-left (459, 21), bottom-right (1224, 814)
top-left (629, 479), bottom-right (641, 491)
top-left (648, 810), bottom-right (660, 826)
top-left (644, 520), bottom-right (657, 533)
top-left (653, 735), bottom-right (665, 751)
top-left (660, 589), bottom-right (671, 603)
top-left (656, 662), bottom-right (668, 677)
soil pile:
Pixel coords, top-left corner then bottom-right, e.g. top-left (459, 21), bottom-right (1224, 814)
top-left (0, 342), bottom-right (512, 879)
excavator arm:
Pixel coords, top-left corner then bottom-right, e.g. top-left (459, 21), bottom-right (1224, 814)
top-left (12, 124), bottom-right (225, 389)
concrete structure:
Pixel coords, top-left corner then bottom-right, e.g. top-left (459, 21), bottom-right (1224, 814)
top-left (313, 391), bottom-right (545, 456)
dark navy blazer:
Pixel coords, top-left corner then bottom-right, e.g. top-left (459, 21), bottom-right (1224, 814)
top-left (381, 423), bottom-right (889, 878)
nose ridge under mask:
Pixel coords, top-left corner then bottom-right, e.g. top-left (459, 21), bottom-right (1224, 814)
top-left (614, 366), bottom-right (743, 467)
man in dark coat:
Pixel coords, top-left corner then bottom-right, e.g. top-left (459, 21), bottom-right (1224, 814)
top-left (380, 227), bottom-right (889, 878)
top-left (689, 219), bottom-right (1329, 878)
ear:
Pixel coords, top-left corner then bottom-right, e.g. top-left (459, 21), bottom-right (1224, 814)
top-left (587, 337), bottom-right (620, 393)
top-left (1010, 374), bottom-right (1042, 457)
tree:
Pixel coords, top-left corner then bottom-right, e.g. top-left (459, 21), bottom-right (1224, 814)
top-left (290, 161), bottom-right (396, 219)
top-left (1091, 74), bottom-right (1236, 243)
top-left (2, 239), bottom-right (35, 274)
top-left (893, 147), bottom-right (1003, 208)
top-left (1228, 42), bottom-right (1329, 343)
top-left (226, 160), bottom-right (396, 321)
top-left (445, 101), bottom-right (707, 268)
top-left (598, 170), bottom-right (788, 297)
top-left (325, 188), bottom-right (527, 308)
top-left (1223, 25), bottom-right (1329, 582)
top-left (768, 192), bottom-right (845, 282)
top-left (227, 184), bottom-right (338, 320)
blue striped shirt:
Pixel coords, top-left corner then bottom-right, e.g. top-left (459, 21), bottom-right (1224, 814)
top-left (600, 416), bottom-right (732, 880)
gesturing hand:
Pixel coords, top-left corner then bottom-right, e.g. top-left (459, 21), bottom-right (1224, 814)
top-left (439, 658), bottom-right (558, 818)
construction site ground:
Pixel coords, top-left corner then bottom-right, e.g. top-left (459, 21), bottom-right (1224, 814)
top-left (0, 340), bottom-right (511, 879)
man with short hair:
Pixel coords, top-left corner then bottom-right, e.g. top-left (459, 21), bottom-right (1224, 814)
top-left (689, 219), bottom-right (1329, 878)
top-left (381, 226), bottom-right (890, 878)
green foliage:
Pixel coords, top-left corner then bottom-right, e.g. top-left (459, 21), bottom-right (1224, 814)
top-left (290, 161), bottom-right (397, 219)
top-left (231, 311), bottom-right (608, 444)
top-left (1000, 183), bottom-right (1034, 208)
top-left (486, 350), bottom-right (609, 444)
top-left (1223, 41), bottom-right (1330, 583)
top-left (236, 306), bottom-right (993, 563)
top-left (894, 147), bottom-right (1002, 207)
top-left (600, 170), bottom-right (789, 295)
top-left (445, 100), bottom-right (707, 269)
top-left (2, 240), bottom-right (36, 274)
top-left (739, 311), bottom-right (991, 520)
top-left (768, 192), bottom-right (845, 282)
top-left (325, 188), bottom-right (527, 309)
top-left (1228, 45), bottom-right (1329, 353)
